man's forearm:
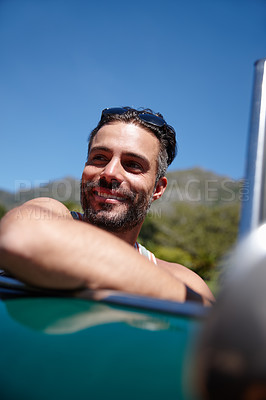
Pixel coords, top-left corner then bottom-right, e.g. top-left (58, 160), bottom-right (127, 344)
top-left (0, 201), bottom-right (187, 302)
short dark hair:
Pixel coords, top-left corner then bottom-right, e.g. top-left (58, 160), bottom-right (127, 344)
top-left (87, 107), bottom-right (177, 180)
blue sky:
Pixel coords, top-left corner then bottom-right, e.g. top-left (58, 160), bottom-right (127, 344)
top-left (1, 0), bottom-right (266, 192)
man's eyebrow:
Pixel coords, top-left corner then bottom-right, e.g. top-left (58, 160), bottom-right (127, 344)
top-left (89, 146), bottom-right (110, 153)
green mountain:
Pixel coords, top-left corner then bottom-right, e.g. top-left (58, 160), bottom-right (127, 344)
top-left (0, 176), bottom-right (81, 211)
top-left (0, 167), bottom-right (242, 213)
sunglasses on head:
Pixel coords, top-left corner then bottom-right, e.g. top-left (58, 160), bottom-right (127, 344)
top-left (101, 107), bottom-right (167, 128)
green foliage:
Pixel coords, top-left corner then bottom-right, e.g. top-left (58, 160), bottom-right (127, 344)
top-left (138, 217), bottom-right (161, 249)
top-left (151, 245), bottom-right (192, 266)
top-left (63, 201), bottom-right (83, 212)
top-left (0, 203), bottom-right (7, 220)
top-left (139, 202), bottom-right (240, 281)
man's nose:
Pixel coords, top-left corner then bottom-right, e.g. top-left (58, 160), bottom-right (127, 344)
top-left (100, 158), bottom-right (124, 183)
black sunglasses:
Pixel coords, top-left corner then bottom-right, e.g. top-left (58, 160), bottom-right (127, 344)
top-left (101, 107), bottom-right (167, 128)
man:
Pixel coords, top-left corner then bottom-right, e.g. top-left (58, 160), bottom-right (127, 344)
top-left (0, 107), bottom-right (214, 305)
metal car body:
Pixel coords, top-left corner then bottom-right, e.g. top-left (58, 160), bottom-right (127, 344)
top-left (0, 274), bottom-right (207, 400)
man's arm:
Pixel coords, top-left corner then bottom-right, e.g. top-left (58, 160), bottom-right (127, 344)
top-left (0, 198), bottom-right (213, 305)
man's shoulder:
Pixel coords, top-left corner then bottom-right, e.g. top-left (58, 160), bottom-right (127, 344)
top-left (156, 258), bottom-right (188, 272)
top-left (156, 258), bottom-right (214, 302)
top-left (17, 198), bottom-right (73, 220)
top-left (156, 257), bottom-right (202, 281)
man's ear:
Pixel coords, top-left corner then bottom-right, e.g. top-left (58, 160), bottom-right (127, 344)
top-left (152, 176), bottom-right (167, 201)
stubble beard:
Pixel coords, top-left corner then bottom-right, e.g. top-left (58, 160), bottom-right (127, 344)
top-left (80, 180), bottom-right (153, 233)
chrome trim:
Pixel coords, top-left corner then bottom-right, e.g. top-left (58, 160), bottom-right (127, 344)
top-left (239, 59), bottom-right (266, 238)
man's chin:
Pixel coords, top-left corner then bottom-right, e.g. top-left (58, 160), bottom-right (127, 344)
top-left (83, 208), bottom-right (141, 233)
top-left (82, 193), bottom-right (152, 233)
top-left (87, 217), bottom-right (137, 233)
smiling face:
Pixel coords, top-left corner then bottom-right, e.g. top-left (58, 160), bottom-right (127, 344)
top-left (81, 122), bottom-right (167, 234)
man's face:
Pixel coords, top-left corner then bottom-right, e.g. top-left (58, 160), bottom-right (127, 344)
top-left (81, 121), bottom-right (166, 233)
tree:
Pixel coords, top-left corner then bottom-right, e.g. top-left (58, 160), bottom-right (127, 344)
top-left (0, 204), bottom-right (7, 220)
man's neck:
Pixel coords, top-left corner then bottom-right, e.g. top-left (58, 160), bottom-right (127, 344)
top-left (109, 225), bottom-right (142, 247)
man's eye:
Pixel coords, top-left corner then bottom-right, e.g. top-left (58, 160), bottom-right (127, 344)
top-left (124, 161), bottom-right (143, 172)
top-left (88, 155), bottom-right (108, 164)
top-left (93, 155), bottom-right (106, 161)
